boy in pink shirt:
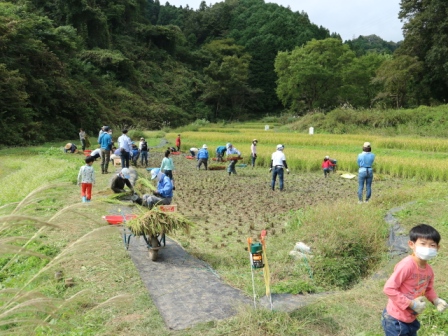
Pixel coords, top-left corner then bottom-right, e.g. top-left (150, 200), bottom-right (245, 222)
top-left (382, 224), bottom-right (447, 335)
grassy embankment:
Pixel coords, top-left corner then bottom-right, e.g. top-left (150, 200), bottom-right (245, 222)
top-left (1, 122), bottom-right (448, 335)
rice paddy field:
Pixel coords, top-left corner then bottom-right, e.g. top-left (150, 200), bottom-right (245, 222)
top-left (1, 123), bottom-right (448, 335)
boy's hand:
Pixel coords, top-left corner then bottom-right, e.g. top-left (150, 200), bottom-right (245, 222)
top-left (434, 298), bottom-right (448, 313)
top-left (412, 297), bottom-right (426, 314)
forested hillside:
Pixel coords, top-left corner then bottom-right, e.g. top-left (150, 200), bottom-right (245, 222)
top-left (1, 0), bottom-right (445, 145)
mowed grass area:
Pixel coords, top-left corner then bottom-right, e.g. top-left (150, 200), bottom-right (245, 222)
top-left (1, 127), bottom-right (448, 335)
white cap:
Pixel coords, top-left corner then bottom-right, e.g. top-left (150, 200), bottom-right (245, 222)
top-left (226, 143), bottom-right (232, 148)
top-left (150, 168), bottom-right (160, 180)
top-left (121, 168), bottom-right (131, 179)
top-left (363, 142), bottom-right (371, 147)
top-left (325, 155), bottom-right (329, 159)
top-left (202, 144), bottom-right (207, 149)
top-left (276, 144), bottom-right (284, 150)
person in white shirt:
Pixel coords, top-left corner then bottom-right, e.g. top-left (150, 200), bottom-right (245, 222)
top-left (269, 144), bottom-right (290, 191)
top-left (89, 148), bottom-right (102, 160)
top-left (118, 129), bottom-right (132, 168)
top-left (250, 139), bottom-right (258, 168)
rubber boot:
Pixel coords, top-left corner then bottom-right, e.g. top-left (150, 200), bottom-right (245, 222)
top-left (82, 196), bottom-right (86, 203)
top-left (101, 163), bottom-right (105, 174)
top-left (104, 163), bottom-right (109, 174)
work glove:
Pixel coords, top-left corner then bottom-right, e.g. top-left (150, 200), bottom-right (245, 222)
top-left (434, 298), bottom-right (448, 313)
top-left (153, 191), bottom-right (161, 197)
top-left (269, 168), bottom-right (272, 173)
top-left (411, 297), bottom-right (426, 314)
top-left (286, 169), bottom-right (290, 174)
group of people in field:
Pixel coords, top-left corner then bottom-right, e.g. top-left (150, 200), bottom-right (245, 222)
top-left (75, 128), bottom-right (448, 335)
top-left (76, 126), bottom-right (174, 208)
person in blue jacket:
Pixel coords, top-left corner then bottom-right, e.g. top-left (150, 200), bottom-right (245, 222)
top-left (140, 168), bottom-right (173, 209)
top-left (357, 142), bottom-right (376, 203)
top-left (131, 143), bottom-right (140, 167)
top-left (98, 126), bottom-right (112, 174)
top-left (216, 145), bottom-right (227, 162)
top-left (197, 144), bottom-right (209, 170)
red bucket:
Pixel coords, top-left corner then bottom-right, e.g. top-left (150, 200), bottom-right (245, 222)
top-left (102, 214), bottom-right (137, 225)
top-left (83, 150), bottom-right (92, 156)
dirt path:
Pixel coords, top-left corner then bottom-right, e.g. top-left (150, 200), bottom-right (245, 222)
top-left (125, 234), bottom-right (251, 330)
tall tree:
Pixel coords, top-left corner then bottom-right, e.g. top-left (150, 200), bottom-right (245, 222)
top-left (398, 0), bottom-right (448, 102)
top-left (373, 55), bottom-right (423, 108)
top-left (275, 38), bottom-right (354, 112)
top-left (200, 39), bottom-right (260, 120)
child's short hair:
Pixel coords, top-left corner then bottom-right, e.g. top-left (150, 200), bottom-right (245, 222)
top-left (165, 150), bottom-right (171, 157)
top-left (85, 156), bottom-right (95, 164)
top-left (409, 224), bottom-right (441, 244)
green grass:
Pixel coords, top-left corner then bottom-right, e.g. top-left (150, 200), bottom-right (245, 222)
top-left (2, 127), bottom-right (448, 335)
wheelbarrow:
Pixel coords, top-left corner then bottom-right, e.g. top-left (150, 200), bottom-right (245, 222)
top-left (122, 228), bottom-right (166, 261)
top-left (103, 205), bottom-right (177, 261)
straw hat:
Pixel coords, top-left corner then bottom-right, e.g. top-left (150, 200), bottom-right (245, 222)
top-left (64, 143), bottom-right (72, 150)
top-left (363, 142), bottom-right (371, 147)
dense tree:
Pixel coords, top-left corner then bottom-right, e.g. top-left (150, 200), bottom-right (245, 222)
top-left (373, 55), bottom-right (423, 108)
top-left (275, 38), bottom-right (355, 112)
top-left (340, 53), bottom-right (389, 108)
top-left (345, 35), bottom-right (399, 57)
top-left (200, 39), bottom-right (261, 120)
top-left (397, 0), bottom-right (448, 102)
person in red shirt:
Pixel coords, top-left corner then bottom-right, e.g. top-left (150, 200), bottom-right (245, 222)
top-left (175, 134), bottom-right (181, 152)
top-left (382, 224), bottom-right (447, 336)
top-left (321, 156), bottom-right (335, 177)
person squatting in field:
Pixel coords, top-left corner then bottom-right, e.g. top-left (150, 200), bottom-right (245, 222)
top-left (110, 168), bottom-right (134, 193)
top-left (197, 144), bottom-right (209, 170)
top-left (77, 156), bottom-right (95, 202)
top-left (226, 143), bottom-right (241, 176)
top-left (136, 168), bottom-right (173, 209)
top-left (357, 142), bottom-right (375, 203)
top-left (322, 156), bottom-right (335, 177)
top-left (270, 144), bottom-right (289, 191)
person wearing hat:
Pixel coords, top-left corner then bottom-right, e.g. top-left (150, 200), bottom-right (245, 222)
top-left (175, 134), bottom-right (181, 152)
top-left (215, 145), bottom-right (227, 162)
top-left (99, 126), bottom-right (112, 174)
top-left (64, 143), bottom-right (78, 153)
top-left (226, 143), bottom-right (241, 176)
top-left (118, 129), bottom-right (132, 169)
top-left (250, 139), bottom-right (258, 168)
top-left (139, 137), bottom-right (149, 167)
top-left (110, 168), bottom-right (134, 193)
top-left (197, 144), bottom-right (209, 170)
top-left (269, 144), bottom-right (289, 191)
top-left (189, 147), bottom-right (199, 157)
top-left (141, 168), bottom-right (173, 209)
top-left (322, 155), bottom-right (335, 178)
top-left (357, 142), bottom-right (375, 203)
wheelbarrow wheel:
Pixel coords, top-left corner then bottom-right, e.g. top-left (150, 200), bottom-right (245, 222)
top-left (149, 248), bottom-right (159, 261)
top-left (149, 235), bottom-right (160, 261)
